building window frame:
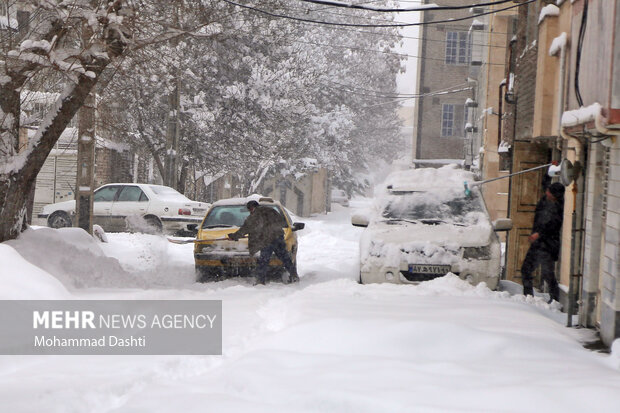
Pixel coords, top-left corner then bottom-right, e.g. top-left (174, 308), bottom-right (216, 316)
top-left (445, 31), bottom-right (471, 65)
top-left (441, 104), bottom-right (455, 137)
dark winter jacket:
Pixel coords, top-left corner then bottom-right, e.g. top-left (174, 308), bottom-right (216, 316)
top-left (230, 205), bottom-right (286, 255)
top-left (531, 196), bottom-right (564, 260)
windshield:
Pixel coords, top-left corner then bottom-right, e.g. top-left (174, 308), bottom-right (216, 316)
top-left (202, 204), bottom-right (288, 229)
top-left (148, 185), bottom-right (190, 202)
top-left (381, 191), bottom-right (486, 225)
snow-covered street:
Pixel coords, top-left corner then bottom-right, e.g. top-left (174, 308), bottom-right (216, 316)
top-left (2, 201), bottom-right (620, 413)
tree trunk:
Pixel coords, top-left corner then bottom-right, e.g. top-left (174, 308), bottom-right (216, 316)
top-left (0, 64), bottom-right (108, 243)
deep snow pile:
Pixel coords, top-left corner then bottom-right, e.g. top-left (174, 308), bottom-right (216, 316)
top-left (5, 227), bottom-right (195, 290)
top-left (0, 243), bottom-right (69, 299)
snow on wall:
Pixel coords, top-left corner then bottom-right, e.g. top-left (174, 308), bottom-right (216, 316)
top-left (498, 141), bottom-right (511, 153)
top-left (561, 102), bottom-right (602, 127)
top-left (539, 4), bottom-right (560, 24)
top-left (549, 32), bottom-right (567, 56)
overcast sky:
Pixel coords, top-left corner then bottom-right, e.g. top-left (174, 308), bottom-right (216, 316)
top-left (394, 8), bottom-right (422, 105)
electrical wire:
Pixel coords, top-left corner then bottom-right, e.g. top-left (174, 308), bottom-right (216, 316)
top-left (238, 29), bottom-right (507, 66)
top-left (219, 0), bottom-right (536, 29)
top-left (574, 0), bottom-right (588, 108)
top-left (274, 3), bottom-right (510, 44)
top-left (296, 0), bottom-right (521, 13)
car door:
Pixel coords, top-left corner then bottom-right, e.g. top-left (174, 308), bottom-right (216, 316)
top-left (110, 186), bottom-right (150, 231)
top-left (93, 185), bottom-right (122, 230)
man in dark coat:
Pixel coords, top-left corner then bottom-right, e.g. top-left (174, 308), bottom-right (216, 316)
top-left (228, 200), bottom-right (299, 285)
top-left (521, 182), bottom-right (565, 302)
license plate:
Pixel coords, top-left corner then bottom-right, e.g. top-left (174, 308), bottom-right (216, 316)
top-left (408, 264), bottom-right (451, 274)
top-left (192, 208), bottom-right (206, 215)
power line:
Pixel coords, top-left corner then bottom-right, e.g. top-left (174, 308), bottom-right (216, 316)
top-left (219, 0), bottom-right (534, 28)
top-left (240, 29), bottom-right (507, 66)
top-left (276, 3), bottom-right (510, 42)
top-left (325, 79), bottom-right (469, 99)
top-left (296, 0), bottom-right (519, 13)
top-left (361, 86), bottom-right (473, 108)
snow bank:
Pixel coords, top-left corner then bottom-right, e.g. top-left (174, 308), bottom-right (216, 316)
top-left (0, 244), bottom-right (69, 299)
top-left (5, 227), bottom-right (144, 289)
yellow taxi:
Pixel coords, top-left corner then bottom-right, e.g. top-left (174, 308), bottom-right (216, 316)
top-left (193, 196), bottom-right (305, 282)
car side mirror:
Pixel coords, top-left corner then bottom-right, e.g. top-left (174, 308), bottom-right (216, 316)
top-left (292, 222), bottom-right (305, 231)
top-left (351, 214), bottom-right (369, 228)
top-left (493, 218), bottom-right (512, 232)
top-left (187, 224), bottom-right (198, 233)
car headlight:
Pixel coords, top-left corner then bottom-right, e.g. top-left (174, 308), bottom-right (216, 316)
top-left (463, 246), bottom-right (492, 260)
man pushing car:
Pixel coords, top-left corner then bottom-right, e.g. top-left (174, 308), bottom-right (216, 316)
top-left (228, 200), bottom-right (299, 285)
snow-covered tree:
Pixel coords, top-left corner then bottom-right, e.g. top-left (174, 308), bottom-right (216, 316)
top-left (0, 0), bottom-right (222, 242)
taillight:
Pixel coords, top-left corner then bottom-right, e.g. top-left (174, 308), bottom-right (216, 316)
top-left (178, 208), bottom-right (191, 215)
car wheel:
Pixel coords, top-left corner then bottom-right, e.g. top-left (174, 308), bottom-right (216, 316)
top-left (143, 216), bottom-right (163, 234)
top-left (48, 211), bottom-right (72, 229)
top-left (196, 267), bottom-right (219, 283)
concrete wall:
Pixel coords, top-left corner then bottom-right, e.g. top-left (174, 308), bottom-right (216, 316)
top-left (479, 9), bottom-right (514, 224)
top-left (600, 144), bottom-right (620, 345)
top-left (261, 169), bottom-right (328, 217)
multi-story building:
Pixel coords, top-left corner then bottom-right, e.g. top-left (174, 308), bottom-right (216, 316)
top-left (413, 0), bottom-right (475, 162)
top-left (484, 0), bottom-right (620, 345)
top-left (466, 4), bottom-right (517, 228)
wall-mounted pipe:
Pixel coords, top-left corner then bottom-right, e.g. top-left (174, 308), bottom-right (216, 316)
top-left (498, 83), bottom-right (506, 149)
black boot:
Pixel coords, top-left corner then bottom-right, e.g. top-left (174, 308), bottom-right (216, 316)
top-left (522, 277), bottom-right (534, 296)
top-left (548, 282), bottom-right (560, 303)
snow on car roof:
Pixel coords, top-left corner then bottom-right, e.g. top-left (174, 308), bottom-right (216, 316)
top-left (211, 194), bottom-right (276, 207)
top-left (383, 165), bottom-right (474, 193)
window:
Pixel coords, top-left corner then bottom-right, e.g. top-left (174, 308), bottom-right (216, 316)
top-left (445, 32), bottom-right (471, 65)
top-left (441, 104), bottom-right (454, 137)
top-left (117, 186), bottom-right (148, 202)
top-left (441, 104), bottom-right (467, 137)
top-left (94, 186), bottom-right (120, 202)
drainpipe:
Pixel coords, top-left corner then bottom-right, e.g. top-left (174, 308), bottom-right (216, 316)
top-left (498, 83), bottom-right (505, 148)
top-left (560, 126), bottom-right (584, 327)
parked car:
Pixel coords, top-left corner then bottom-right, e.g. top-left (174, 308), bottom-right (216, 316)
top-left (39, 183), bottom-right (209, 235)
top-left (193, 196), bottom-right (305, 282)
top-left (331, 189), bottom-right (349, 207)
top-left (351, 167), bottom-right (511, 289)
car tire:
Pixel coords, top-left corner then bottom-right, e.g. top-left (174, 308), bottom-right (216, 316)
top-left (143, 216), bottom-right (163, 234)
top-left (48, 211), bottom-right (72, 229)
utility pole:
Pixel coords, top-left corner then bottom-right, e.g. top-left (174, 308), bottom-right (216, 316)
top-left (164, 3), bottom-right (181, 189)
top-left (75, 24), bottom-right (96, 234)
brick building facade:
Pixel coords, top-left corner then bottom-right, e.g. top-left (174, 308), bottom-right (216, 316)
top-left (413, 0), bottom-right (475, 161)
